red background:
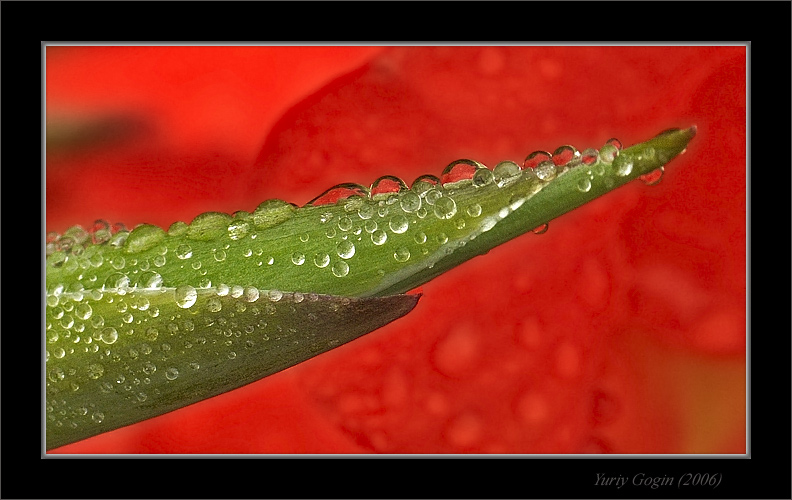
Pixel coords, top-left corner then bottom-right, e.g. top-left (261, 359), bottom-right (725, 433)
top-left (46, 45), bottom-right (746, 454)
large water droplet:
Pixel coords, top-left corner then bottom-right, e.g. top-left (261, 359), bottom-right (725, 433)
top-left (581, 148), bottom-right (599, 165)
top-left (253, 199), bottom-right (297, 228)
top-left (552, 145), bottom-right (579, 166)
top-left (370, 176), bottom-right (407, 198)
top-left (227, 221), bottom-right (250, 240)
top-left (175, 285), bottom-right (197, 309)
top-left (125, 224), bottom-right (166, 253)
top-left (307, 183), bottom-right (369, 207)
top-left (137, 270), bottom-right (163, 289)
top-left (75, 302), bottom-right (93, 320)
top-left (410, 175), bottom-right (440, 197)
top-left (291, 252), bottom-right (306, 265)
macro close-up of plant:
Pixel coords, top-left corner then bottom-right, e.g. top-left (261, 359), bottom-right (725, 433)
top-left (45, 45), bottom-right (747, 454)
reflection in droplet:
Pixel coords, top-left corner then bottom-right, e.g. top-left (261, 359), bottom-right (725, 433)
top-left (175, 285), bottom-right (197, 309)
top-left (332, 261), bottom-right (350, 277)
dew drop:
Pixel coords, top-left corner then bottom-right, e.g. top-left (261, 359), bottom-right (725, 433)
top-left (552, 145), bottom-right (579, 166)
top-left (437, 233), bottom-right (449, 244)
top-left (577, 178), bottom-right (592, 193)
top-left (175, 244), bottom-right (193, 259)
top-left (598, 144), bottom-right (619, 163)
top-left (472, 168), bottom-right (495, 188)
top-left (493, 161), bottom-right (522, 187)
top-left (466, 203), bottom-right (483, 218)
top-left (523, 150), bottom-right (552, 170)
top-left (441, 160), bottom-right (479, 185)
top-left (337, 216), bottom-right (353, 232)
top-left (142, 361), bottom-right (157, 375)
top-left (614, 154), bottom-right (634, 176)
top-left (175, 285), bottom-right (198, 309)
top-left (213, 249), bottom-right (227, 262)
top-left (100, 327), bottom-right (118, 345)
top-left (580, 148), bottom-right (599, 165)
top-left (605, 137), bottom-right (623, 150)
top-left (414, 232), bottom-right (427, 244)
top-left (103, 272), bottom-right (130, 291)
top-left (313, 252), bottom-right (330, 268)
top-left (75, 303), bottom-right (93, 320)
top-left (243, 287), bottom-right (260, 302)
top-left (371, 229), bottom-right (387, 245)
top-left (291, 252), bottom-right (306, 265)
top-left (532, 223), bottom-right (549, 235)
top-left (534, 161), bottom-right (557, 181)
top-left (152, 255), bottom-right (167, 267)
top-left (332, 261), bottom-right (350, 277)
top-left (165, 367), bottom-right (179, 381)
top-left (206, 297), bottom-right (222, 312)
top-left (336, 240), bottom-right (356, 259)
top-left (389, 215), bottom-right (409, 234)
top-left (433, 197), bottom-right (457, 220)
top-left (268, 289), bottom-right (283, 302)
top-left (91, 412), bottom-right (105, 424)
top-left (394, 247), bottom-right (411, 262)
top-left (87, 363), bottom-right (105, 379)
top-left (639, 166), bottom-right (665, 185)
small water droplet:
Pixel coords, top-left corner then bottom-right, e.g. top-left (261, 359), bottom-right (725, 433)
top-left (142, 361), bottom-right (157, 375)
top-left (371, 229), bottom-right (387, 245)
top-left (441, 160), bottom-right (479, 185)
top-left (337, 216), bottom-right (353, 232)
top-left (437, 233), bottom-right (449, 244)
top-left (206, 297), bottom-right (222, 312)
top-left (176, 244), bottom-right (193, 259)
top-left (534, 161), bottom-right (557, 181)
top-left (389, 215), bottom-right (409, 234)
top-left (165, 367), bottom-right (179, 380)
top-left (394, 247), bottom-right (411, 262)
top-left (175, 285), bottom-right (197, 309)
top-left (313, 252), bottom-right (330, 268)
top-left (598, 144), bottom-right (619, 163)
top-left (291, 252), bottom-right (306, 265)
top-left (493, 161), bottom-right (522, 187)
top-left (414, 232), bottom-right (427, 244)
top-left (605, 137), bottom-right (623, 150)
top-left (75, 302), bottom-right (93, 320)
top-left (100, 327), bottom-right (118, 345)
top-left (614, 154), bottom-right (634, 176)
top-left (639, 166), bottom-right (665, 185)
top-left (472, 168), bottom-right (494, 188)
top-left (577, 178), bottom-right (592, 193)
top-left (332, 261), bottom-right (350, 277)
top-left (243, 286), bottom-right (260, 302)
top-left (433, 197), bottom-right (457, 220)
top-left (87, 363), bottom-right (105, 379)
top-left (466, 203), bottom-right (483, 218)
top-left (336, 240), bottom-right (356, 259)
top-left (532, 223), bottom-right (549, 235)
top-left (580, 148), bottom-right (599, 165)
top-left (91, 412), bottom-right (105, 424)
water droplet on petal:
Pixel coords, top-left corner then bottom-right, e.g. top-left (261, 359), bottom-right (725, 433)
top-left (175, 285), bottom-right (197, 309)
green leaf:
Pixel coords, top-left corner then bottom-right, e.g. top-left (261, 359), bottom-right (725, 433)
top-left (45, 127), bottom-right (695, 450)
top-left (45, 290), bottom-right (419, 450)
